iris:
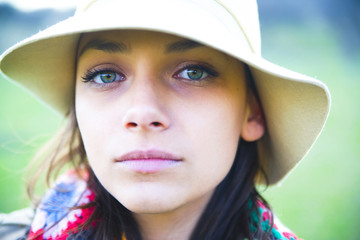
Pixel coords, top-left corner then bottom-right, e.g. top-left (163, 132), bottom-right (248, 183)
top-left (186, 68), bottom-right (205, 80)
top-left (99, 72), bottom-right (116, 83)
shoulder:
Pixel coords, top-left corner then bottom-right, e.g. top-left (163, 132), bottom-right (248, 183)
top-left (255, 200), bottom-right (302, 240)
top-left (0, 207), bottom-right (35, 240)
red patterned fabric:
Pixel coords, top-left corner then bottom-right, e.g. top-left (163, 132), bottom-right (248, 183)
top-left (256, 200), bottom-right (302, 240)
top-left (28, 171), bottom-right (96, 239)
top-left (28, 172), bottom-right (301, 240)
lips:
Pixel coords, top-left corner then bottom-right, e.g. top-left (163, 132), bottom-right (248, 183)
top-left (115, 150), bottom-right (182, 173)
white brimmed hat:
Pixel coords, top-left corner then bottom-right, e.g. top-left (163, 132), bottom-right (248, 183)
top-left (0, 0), bottom-right (331, 185)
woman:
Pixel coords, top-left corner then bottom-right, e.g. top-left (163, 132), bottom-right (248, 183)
top-left (0, 0), bottom-right (330, 239)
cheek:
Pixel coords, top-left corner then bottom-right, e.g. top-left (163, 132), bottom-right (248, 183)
top-left (183, 87), bottom-right (245, 146)
top-left (75, 90), bottom-right (112, 174)
top-left (178, 91), bottom-right (246, 184)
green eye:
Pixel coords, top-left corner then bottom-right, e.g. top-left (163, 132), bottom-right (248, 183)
top-left (90, 70), bottom-right (125, 84)
top-left (98, 72), bottom-right (116, 83)
top-left (176, 66), bottom-right (210, 81)
top-left (81, 68), bottom-right (126, 85)
top-left (186, 68), bottom-right (207, 80)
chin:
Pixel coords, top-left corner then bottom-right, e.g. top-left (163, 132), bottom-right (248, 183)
top-left (111, 184), bottom-right (185, 214)
top-left (120, 195), bottom-right (182, 215)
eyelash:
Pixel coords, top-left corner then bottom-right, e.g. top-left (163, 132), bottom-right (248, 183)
top-left (81, 68), bottom-right (125, 83)
top-left (173, 64), bottom-right (218, 82)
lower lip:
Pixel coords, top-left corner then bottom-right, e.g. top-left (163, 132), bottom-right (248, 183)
top-left (117, 159), bottom-right (181, 173)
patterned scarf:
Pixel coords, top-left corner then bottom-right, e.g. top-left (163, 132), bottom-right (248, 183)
top-left (28, 171), bottom-right (301, 240)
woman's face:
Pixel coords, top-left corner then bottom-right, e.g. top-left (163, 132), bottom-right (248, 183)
top-left (75, 30), bottom-right (261, 216)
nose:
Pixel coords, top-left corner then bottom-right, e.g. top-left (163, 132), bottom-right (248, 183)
top-left (122, 80), bottom-right (170, 132)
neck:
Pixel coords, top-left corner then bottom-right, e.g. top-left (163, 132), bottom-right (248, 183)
top-left (133, 192), bottom-right (212, 240)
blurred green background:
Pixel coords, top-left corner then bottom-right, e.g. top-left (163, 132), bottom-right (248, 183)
top-left (0, 1), bottom-right (359, 239)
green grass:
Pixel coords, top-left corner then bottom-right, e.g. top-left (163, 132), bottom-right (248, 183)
top-left (0, 23), bottom-right (359, 239)
top-left (0, 77), bottom-right (62, 212)
top-left (260, 22), bottom-right (360, 239)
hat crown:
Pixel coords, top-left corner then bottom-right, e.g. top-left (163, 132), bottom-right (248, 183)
top-left (75, 0), bottom-right (261, 54)
top-left (215, 0), bottom-right (261, 54)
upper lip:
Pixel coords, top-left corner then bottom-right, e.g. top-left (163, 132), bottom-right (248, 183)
top-left (115, 150), bottom-right (182, 162)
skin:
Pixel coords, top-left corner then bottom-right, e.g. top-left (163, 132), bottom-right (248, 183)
top-left (75, 30), bottom-right (264, 240)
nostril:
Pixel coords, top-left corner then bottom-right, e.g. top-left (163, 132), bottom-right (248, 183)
top-left (127, 122), bottom-right (138, 128)
top-left (151, 122), bottom-right (161, 127)
top-left (125, 121), bottom-right (164, 129)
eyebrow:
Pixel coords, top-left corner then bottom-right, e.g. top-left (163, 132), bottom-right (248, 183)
top-left (78, 38), bottom-right (204, 56)
top-left (165, 40), bottom-right (204, 53)
top-left (78, 39), bottom-right (129, 57)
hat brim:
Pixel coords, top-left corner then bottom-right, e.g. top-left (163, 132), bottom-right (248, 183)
top-left (0, 1), bottom-right (330, 185)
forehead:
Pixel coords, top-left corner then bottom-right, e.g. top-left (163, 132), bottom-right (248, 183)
top-left (78, 30), bottom-right (196, 54)
top-left (77, 30), bottom-right (228, 58)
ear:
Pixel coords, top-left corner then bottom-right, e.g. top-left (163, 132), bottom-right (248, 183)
top-left (240, 93), bottom-right (265, 142)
